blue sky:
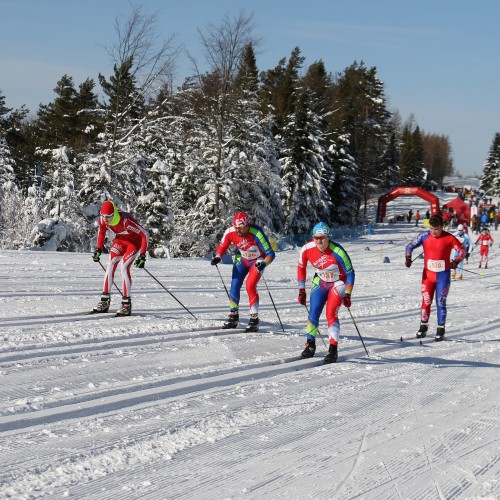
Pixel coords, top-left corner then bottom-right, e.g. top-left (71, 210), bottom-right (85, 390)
top-left (1, 0), bottom-right (499, 177)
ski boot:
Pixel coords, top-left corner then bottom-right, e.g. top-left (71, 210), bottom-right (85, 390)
top-left (323, 343), bottom-right (338, 364)
top-left (451, 271), bottom-right (456, 279)
top-left (92, 293), bottom-right (110, 313)
top-left (300, 338), bottom-right (316, 358)
top-left (457, 274), bottom-right (463, 280)
top-left (434, 325), bottom-right (445, 342)
top-left (416, 323), bottom-right (428, 338)
top-left (222, 311), bottom-right (239, 329)
top-left (245, 314), bottom-right (259, 332)
top-left (116, 296), bottom-right (132, 316)
top-left (485, 264), bottom-right (488, 269)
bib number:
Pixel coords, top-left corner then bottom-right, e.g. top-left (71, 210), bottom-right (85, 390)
top-left (317, 265), bottom-right (340, 282)
top-left (427, 259), bottom-right (445, 272)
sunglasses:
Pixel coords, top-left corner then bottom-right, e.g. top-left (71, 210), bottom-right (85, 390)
top-left (313, 235), bottom-right (327, 241)
top-left (100, 214), bottom-right (113, 219)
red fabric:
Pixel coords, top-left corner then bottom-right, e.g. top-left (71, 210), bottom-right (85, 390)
top-left (100, 201), bottom-right (115, 216)
top-left (97, 212), bottom-right (149, 254)
top-left (233, 212), bottom-right (249, 227)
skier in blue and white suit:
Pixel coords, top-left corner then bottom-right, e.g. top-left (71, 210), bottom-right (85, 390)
top-left (451, 224), bottom-right (472, 280)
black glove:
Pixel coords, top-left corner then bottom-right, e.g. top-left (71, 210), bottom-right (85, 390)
top-left (211, 255), bottom-right (221, 266)
top-left (255, 261), bottom-right (266, 273)
top-left (135, 253), bottom-right (146, 268)
top-left (92, 248), bottom-right (102, 262)
top-left (450, 260), bottom-right (459, 269)
top-left (343, 294), bottom-right (352, 308)
top-left (405, 257), bottom-right (412, 268)
top-left (465, 252), bottom-right (470, 260)
top-left (298, 288), bottom-right (306, 305)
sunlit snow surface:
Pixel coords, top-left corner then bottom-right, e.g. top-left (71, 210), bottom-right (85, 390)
top-left (0, 193), bottom-right (498, 499)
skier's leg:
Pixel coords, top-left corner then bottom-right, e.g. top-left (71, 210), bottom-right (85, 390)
top-left (435, 273), bottom-right (450, 327)
top-left (103, 243), bottom-right (124, 294)
top-left (420, 277), bottom-right (435, 325)
top-left (228, 256), bottom-right (249, 311)
top-left (306, 277), bottom-right (328, 340)
top-left (245, 264), bottom-right (262, 315)
top-left (120, 243), bottom-right (140, 297)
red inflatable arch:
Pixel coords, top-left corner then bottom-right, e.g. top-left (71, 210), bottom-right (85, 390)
top-left (376, 187), bottom-right (441, 223)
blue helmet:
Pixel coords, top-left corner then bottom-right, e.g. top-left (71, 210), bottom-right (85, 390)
top-left (312, 222), bottom-right (331, 237)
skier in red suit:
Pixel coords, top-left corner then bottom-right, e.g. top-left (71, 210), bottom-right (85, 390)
top-left (297, 222), bottom-right (355, 364)
top-left (405, 214), bottom-right (465, 341)
top-left (211, 212), bottom-right (275, 332)
top-left (92, 200), bottom-right (149, 316)
top-left (475, 227), bottom-right (494, 268)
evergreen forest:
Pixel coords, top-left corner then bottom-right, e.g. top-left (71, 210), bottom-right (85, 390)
top-left (1, 9), bottom-right (497, 256)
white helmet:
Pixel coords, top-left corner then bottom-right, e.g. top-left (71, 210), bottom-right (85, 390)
top-left (457, 224), bottom-right (464, 231)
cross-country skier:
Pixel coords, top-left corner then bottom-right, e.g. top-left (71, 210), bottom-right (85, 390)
top-left (475, 227), bottom-right (494, 269)
top-left (92, 200), bottom-right (150, 316)
top-left (451, 224), bottom-right (473, 280)
top-left (297, 222), bottom-right (355, 364)
top-left (210, 212), bottom-right (275, 332)
top-left (405, 214), bottom-right (465, 341)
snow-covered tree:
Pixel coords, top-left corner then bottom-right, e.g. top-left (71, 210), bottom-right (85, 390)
top-left (480, 132), bottom-right (500, 196)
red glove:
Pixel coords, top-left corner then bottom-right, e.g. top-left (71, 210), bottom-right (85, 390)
top-left (298, 288), bottom-right (306, 305)
top-left (450, 260), bottom-right (459, 269)
top-left (343, 294), bottom-right (351, 308)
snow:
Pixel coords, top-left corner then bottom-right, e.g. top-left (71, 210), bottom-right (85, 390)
top-left (1, 194), bottom-right (499, 499)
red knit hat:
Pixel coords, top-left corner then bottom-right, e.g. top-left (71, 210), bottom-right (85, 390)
top-left (233, 212), bottom-right (249, 228)
top-left (100, 201), bottom-right (115, 216)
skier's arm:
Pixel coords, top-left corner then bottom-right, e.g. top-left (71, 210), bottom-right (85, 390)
top-left (332, 243), bottom-right (355, 295)
top-left (214, 228), bottom-right (233, 259)
top-left (297, 246), bottom-right (308, 289)
top-left (249, 227), bottom-right (275, 266)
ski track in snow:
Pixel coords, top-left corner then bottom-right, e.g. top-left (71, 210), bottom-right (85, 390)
top-left (0, 195), bottom-right (499, 499)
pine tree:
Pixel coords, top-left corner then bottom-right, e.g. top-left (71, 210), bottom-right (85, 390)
top-left (330, 61), bottom-right (391, 221)
top-left (281, 89), bottom-right (330, 234)
top-left (480, 133), bottom-right (500, 196)
top-left (400, 125), bottom-right (426, 186)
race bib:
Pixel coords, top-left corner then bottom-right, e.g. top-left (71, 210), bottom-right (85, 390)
top-left (240, 248), bottom-right (259, 260)
top-left (317, 265), bottom-right (340, 282)
top-left (482, 240), bottom-right (489, 246)
top-left (427, 259), bottom-right (445, 272)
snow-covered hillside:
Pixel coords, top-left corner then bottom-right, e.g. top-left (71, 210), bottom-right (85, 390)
top-left (0, 194), bottom-right (499, 499)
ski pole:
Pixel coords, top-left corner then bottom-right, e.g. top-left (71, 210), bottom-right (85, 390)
top-left (347, 307), bottom-right (369, 357)
top-left (305, 304), bottom-right (328, 347)
top-left (98, 261), bottom-right (123, 296)
top-left (412, 251), bottom-right (424, 263)
top-left (461, 268), bottom-right (484, 277)
top-left (214, 264), bottom-right (230, 299)
top-left (142, 268), bottom-right (198, 320)
top-left (261, 275), bottom-right (285, 332)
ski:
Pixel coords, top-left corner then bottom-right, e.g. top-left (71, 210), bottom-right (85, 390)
top-left (399, 335), bottom-right (449, 344)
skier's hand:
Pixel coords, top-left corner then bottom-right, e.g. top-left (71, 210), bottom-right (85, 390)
top-left (343, 294), bottom-right (352, 308)
top-left (298, 288), bottom-right (307, 305)
top-left (135, 253), bottom-right (146, 268)
top-left (92, 248), bottom-right (102, 262)
top-left (450, 260), bottom-right (459, 269)
top-left (255, 261), bottom-right (266, 273)
top-left (211, 255), bottom-right (221, 266)
top-left (405, 256), bottom-right (412, 268)
top-left (465, 252), bottom-right (470, 260)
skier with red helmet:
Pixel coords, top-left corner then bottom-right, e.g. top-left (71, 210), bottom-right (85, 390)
top-left (211, 212), bottom-right (275, 331)
top-left (297, 222), bottom-right (355, 364)
top-left (92, 200), bottom-right (149, 316)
